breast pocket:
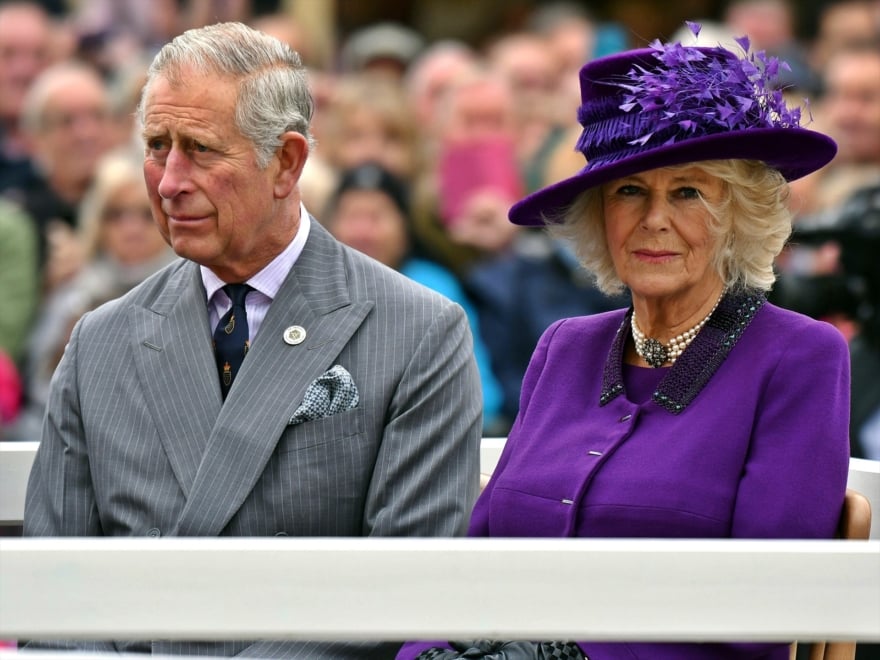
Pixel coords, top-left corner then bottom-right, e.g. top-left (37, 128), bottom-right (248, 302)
top-left (279, 406), bottom-right (365, 453)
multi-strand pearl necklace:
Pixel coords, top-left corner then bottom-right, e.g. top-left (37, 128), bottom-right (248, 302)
top-left (631, 292), bottom-right (724, 368)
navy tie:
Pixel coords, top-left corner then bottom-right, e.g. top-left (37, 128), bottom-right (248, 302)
top-left (213, 283), bottom-right (252, 399)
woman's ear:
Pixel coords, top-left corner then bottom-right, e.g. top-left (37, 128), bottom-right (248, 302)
top-left (273, 131), bottom-right (309, 199)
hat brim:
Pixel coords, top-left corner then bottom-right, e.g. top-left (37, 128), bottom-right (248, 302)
top-left (509, 127), bottom-right (837, 226)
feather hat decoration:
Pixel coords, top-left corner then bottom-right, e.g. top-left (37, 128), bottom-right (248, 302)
top-left (509, 22), bottom-right (837, 226)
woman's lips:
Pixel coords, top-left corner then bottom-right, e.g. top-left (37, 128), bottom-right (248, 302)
top-left (634, 249), bottom-right (678, 262)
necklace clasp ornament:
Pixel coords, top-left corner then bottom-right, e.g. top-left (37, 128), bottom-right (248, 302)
top-left (642, 338), bottom-right (669, 368)
top-left (631, 290), bottom-right (725, 368)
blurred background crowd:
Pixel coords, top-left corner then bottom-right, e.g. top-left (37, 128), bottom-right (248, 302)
top-left (0, 0), bottom-right (878, 459)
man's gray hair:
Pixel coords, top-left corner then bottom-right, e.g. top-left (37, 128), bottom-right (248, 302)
top-left (137, 21), bottom-right (314, 169)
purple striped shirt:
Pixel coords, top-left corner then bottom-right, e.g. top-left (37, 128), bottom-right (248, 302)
top-left (202, 205), bottom-right (311, 341)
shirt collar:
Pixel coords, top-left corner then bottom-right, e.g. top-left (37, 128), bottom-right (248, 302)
top-left (201, 202), bottom-right (311, 303)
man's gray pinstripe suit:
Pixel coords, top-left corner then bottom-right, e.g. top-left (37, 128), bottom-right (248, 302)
top-left (23, 220), bottom-right (483, 658)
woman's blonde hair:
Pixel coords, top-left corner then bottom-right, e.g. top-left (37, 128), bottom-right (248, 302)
top-left (549, 159), bottom-right (791, 295)
top-left (77, 151), bottom-right (148, 261)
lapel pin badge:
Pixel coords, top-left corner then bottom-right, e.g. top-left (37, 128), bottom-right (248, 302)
top-left (283, 325), bottom-right (307, 345)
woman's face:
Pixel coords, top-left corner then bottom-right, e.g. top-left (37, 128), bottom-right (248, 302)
top-left (335, 108), bottom-right (415, 177)
top-left (100, 179), bottom-right (167, 266)
top-left (602, 165), bottom-right (725, 307)
top-left (327, 189), bottom-right (409, 268)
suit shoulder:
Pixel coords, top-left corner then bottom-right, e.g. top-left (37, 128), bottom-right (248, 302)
top-left (341, 242), bottom-right (462, 311)
top-left (756, 302), bottom-right (849, 353)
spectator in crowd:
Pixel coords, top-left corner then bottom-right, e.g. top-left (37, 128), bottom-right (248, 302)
top-left (10, 151), bottom-right (175, 442)
top-left (809, 0), bottom-right (880, 73)
top-left (413, 68), bottom-right (524, 277)
top-left (398, 24), bottom-right (848, 660)
top-left (0, 1), bottom-right (54, 195)
top-left (404, 39), bottom-right (481, 143)
top-left (0, 198), bottom-right (39, 369)
top-left (421, 57), bottom-right (613, 427)
top-left (0, 198), bottom-right (39, 435)
top-left (485, 31), bottom-right (570, 193)
top-left (250, 11), bottom-right (314, 66)
top-left (324, 161), bottom-right (505, 433)
top-left (23, 22), bottom-right (481, 658)
top-left (338, 21), bottom-right (425, 81)
top-left (774, 183), bottom-right (880, 461)
top-left (465, 230), bottom-right (628, 429)
top-left (105, 54), bottom-right (154, 157)
top-left (317, 73), bottom-right (424, 183)
top-left (5, 60), bottom-right (116, 292)
top-left (0, 349), bottom-right (23, 436)
top-left (71, 0), bottom-right (181, 67)
top-left (723, 0), bottom-right (821, 94)
top-left (526, 2), bottom-right (597, 82)
top-left (770, 43), bottom-right (880, 344)
top-left (812, 42), bottom-right (880, 211)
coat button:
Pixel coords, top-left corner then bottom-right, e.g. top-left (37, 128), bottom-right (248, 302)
top-left (146, 528), bottom-right (161, 538)
top-left (274, 532), bottom-right (288, 537)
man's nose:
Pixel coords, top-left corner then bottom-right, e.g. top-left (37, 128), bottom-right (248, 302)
top-left (157, 148), bottom-right (193, 199)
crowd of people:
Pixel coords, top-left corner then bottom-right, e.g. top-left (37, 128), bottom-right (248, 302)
top-left (1, 0), bottom-right (879, 450)
top-left (1, 1), bottom-right (879, 658)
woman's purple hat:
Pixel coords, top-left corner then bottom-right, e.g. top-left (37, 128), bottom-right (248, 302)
top-left (509, 24), bottom-right (837, 226)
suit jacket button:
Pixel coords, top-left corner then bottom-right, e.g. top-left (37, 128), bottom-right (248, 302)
top-left (274, 531), bottom-right (288, 537)
top-left (146, 528), bottom-right (161, 537)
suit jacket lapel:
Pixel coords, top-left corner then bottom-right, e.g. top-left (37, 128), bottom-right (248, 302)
top-left (132, 262), bottom-right (220, 497)
top-left (174, 222), bottom-right (374, 537)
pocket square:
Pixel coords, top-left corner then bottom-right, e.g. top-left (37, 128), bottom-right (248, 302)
top-left (289, 365), bottom-right (359, 424)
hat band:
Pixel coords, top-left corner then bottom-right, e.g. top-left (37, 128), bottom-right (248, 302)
top-left (575, 102), bottom-right (750, 172)
top-left (575, 110), bottom-right (686, 170)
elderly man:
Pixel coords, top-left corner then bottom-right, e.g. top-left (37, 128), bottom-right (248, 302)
top-left (23, 22), bottom-right (482, 659)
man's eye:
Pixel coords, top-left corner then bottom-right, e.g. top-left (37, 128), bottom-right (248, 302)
top-left (146, 138), bottom-right (167, 151)
top-left (194, 143), bottom-right (211, 153)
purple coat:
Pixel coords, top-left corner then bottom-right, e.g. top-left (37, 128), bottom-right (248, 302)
top-left (398, 292), bottom-right (851, 660)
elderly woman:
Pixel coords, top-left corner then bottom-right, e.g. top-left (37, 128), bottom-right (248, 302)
top-left (397, 25), bottom-right (849, 660)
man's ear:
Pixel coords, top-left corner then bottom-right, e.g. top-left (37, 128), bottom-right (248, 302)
top-left (273, 131), bottom-right (309, 198)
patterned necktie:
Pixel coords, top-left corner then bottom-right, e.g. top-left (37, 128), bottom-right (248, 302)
top-left (213, 283), bottom-right (252, 399)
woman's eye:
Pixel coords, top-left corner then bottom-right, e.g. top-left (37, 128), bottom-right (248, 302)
top-left (677, 187), bottom-right (701, 200)
top-left (616, 184), bottom-right (641, 196)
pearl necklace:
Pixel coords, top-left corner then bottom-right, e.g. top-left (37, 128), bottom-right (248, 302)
top-left (631, 292), bottom-right (724, 368)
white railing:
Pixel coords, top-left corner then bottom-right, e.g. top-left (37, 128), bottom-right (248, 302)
top-left (1, 440), bottom-right (879, 647)
top-left (1, 536), bottom-right (878, 642)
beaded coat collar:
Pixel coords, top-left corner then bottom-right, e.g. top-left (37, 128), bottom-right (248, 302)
top-left (599, 290), bottom-right (766, 414)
